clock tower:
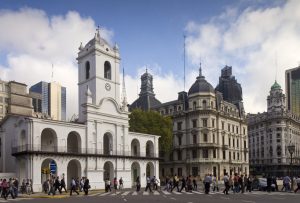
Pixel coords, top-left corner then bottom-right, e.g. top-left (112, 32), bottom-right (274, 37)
top-left (267, 80), bottom-right (286, 112)
top-left (77, 29), bottom-right (121, 122)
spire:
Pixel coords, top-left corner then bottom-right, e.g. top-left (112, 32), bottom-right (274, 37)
top-left (199, 62), bottom-right (202, 76)
top-left (121, 66), bottom-right (128, 111)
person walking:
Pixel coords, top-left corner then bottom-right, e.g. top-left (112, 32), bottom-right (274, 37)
top-left (233, 174), bottom-right (239, 193)
top-left (136, 176), bottom-right (141, 192)
top-left (204, 174), bottom-right (212, 194)
top-left (246, 175), bottom-right (253, 192)
top-left (267, 175), bottom-right (272, 193)
top-left (294, 176), bottom-right (300, 193)
top-left (7, 178), bottom-right (15, 199)
top-left (153, 176), bottom-right (159, 190)
top-left (171, 174), bottom-right (179, 192)
top-left (83, 178), bottom-right (90, 195)
top-left (70, 178), bottom-right (79, 196)
top-left (193, 178), bottom-right (197, 191)
top-left (119, 177), bottom-right (123, 190)
top-left (1, 179), bottom-right (9, 200)
top-left (283, 175), bottom-right (291, 192)
top-left (186, 176), bottom-right (192, 192)
top-left (223, 173), bottom-right (230, 195)
top-left (145, 176), bottom-right (152, 192)
top-left (13, 178), bottom-right (19, 198)
top-left (54, 177), bottom-right (62, 194)
top-left (212, 176), bottom-right (219, 192)
top-left (48, 177), bottom-right (55, 196)
top-left (113, 177), bottom-right (118, 193)
top-left (179, 176), bottom-right (186, 192)
top-left (43, 179), bottom-right (49, 194)
top-left (60, 177), bottom-right (67, 193)
top-left (239, 175), bottom-right (244, 194)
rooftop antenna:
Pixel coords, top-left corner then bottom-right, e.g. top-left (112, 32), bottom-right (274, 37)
top-left (121, 66), bottom-right (127, 106)
top-left (275, 51), bottom-right (278, 82)
top-left (51, 63), bottom-right (54, 82)
top-left (183, 34), bottom-right (186, 92)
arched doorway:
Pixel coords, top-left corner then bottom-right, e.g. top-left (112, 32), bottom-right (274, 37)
top-left (146, 162), bottom-right (154, 177)
top-left (41, 128), bottom-right (57, 152)
top-left (146, 141), bottom-right (154, 157)
top-left (103, 161), bottom-right (114, 181)
top-left (41, 159), bottom-right (57, 184)
top-left (131, 139), bottom-right (140, 156)
top-left (67, 159), bottom-right (81, 189)
top-left (103, 133), bottom-right (113, 155)
top-left (131, 162), bottom-right (140, 186)
top-left (67, 131), bottom-right (81, 153)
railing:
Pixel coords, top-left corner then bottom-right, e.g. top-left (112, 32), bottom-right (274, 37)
top-left (11, 144), bottom-right (159, 158)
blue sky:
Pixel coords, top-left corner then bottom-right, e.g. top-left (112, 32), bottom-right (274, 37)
top-left (1, 0), bottom-right (299, 119)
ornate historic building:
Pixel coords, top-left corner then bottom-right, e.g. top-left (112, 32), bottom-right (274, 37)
top-left (152, 66), bottom-right (249, 179)
top-left (129, 69), bottom-right (161, 111)
top-left (248, 81), bottom-right (300, 176)
top-left (0, 30), bottom-right (160, 191)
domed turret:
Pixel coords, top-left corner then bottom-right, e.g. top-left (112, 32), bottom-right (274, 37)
top-left (188, 65), bottom-right (214, 95)
top-left (271, 80), bottom-right (281, 90)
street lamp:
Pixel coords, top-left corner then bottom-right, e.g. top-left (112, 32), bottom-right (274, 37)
top-left (287, 144), bottom-right (295, 190)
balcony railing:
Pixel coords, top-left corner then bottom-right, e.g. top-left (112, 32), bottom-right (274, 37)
top-left (11, 144), bottom-right (159, 159)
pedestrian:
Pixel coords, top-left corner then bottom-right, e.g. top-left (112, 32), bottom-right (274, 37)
top-left (164, 176), bottom-right (170, 191)
top-left (113, 177), bottom-right (118, 193)
top-left (204, 174), bottom-right (212, 194)
top-left (48, 177), bottom-right (55, 196)
top-left (13, 178), bottom-right (19, 198)
top-left (43, 179), bottom-right (49, 194)
top-left (60, 177), bottom-right (67, 193)
top-left (267, 174), bottom-right (272, 193)
top-left (7, 178), bottom-right (15, 199)
top-left (179, 176), bottom-right (186, 192)
top-left (153, 176), bottom-right (159, 190)
top-left (119, 177), bottom-right (123, 190)
top-left (239, 175), bottom-right (244, 194)
top-left (54, 176), bottom-right (62, 194)
top-left (69, 177), bottom-right (79, 196)
top-left (0, 179), bottom-right (2, 198)
top-left (212, 175), bottom-right (219, 192)
top-left (246, 175), bottom-right (253, 192)
top-left (145, 176), bottom-right (152, 192)
top-left (1, 179), bottom-right (9, 200)
top-left (171, 174), bottom-right (179, 192)
top-left (283, 175), bottom-right (291, 192)
top-left (186, 176), bottom-right (192, 192)
top-left (79, 178), bottom-right (83, 192)
top-left (272, 176), bottom-right (278, 191)
top-left (136, 176), bottom-right (141, 192)
top-left (83, 178), bottom-right (90, 195)
top-left (193, 178), bottom-right (197, 191)
top-left (294, 176), bottom-right (300, 193)
top-left (233, 173), bottom-right (239, 193)
top-left (223, 173), bottom-right (230, 195)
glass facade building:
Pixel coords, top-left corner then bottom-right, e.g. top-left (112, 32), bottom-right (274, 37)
top-left (286, 67), bottom-right (300, 116)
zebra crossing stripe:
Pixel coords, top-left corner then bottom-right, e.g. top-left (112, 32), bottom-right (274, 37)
top-left (192, 191), bottom-right (204, 194)
top-left (181, 191), bottom-right (193, 195)
top-left (100, 192), bottom-right (111, 196)
top-left (90, 192), bottom-right (102, 196)
top-left (172, 191), bottom-right (182, 195)
top-left (143, 191), bottom-right (149, 195)
top-left (111, 191), bottom-right (121, 196)
top-left (132, 191), bottom-right (138, 195)
top-left (162, 190), bottom-right (171, 195)
top-left (153, 191), bottom-right (160, 195)
top-left (121, 191), bottom-right (131, 196)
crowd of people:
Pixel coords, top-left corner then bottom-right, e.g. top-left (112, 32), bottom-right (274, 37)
top-left (0, 178), bottom-right (31, 200)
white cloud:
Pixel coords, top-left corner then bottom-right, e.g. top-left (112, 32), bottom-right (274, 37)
top-left (185, 0), bottom-right (300, 114)
top-left (0, 8), bottom-right (113, 119)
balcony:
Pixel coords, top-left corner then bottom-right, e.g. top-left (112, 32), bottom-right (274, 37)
top-left (186, 158), bottom-right (223, 163)
top-left (11, 144), bottom-right (160, 160)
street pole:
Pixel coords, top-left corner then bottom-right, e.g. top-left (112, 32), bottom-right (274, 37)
top-left (291, 152), bottom-right (293, 191)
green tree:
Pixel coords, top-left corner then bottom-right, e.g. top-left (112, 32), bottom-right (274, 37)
top-left (129, 109), bottom-right (173, 153)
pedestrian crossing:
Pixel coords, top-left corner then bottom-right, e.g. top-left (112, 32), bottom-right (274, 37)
top-left (89, 190), bottom-right (300, 197)
top-left (0, 198), bottom-right (33, 202)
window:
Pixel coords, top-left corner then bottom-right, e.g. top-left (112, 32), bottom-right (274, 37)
top-left (193, 101), bottom-right (197, 110)
top-left (212, 119), bottom-right (215, 128)
top-left (213, 149), bottom-right (216, 158)
top-left (104, 61), bottom-right (111, 79)
top-left (243, 127), bottom-right (246, 135)
top-left (222, 122), bottom-right (224, 130)
top-left (162, 168), bottom-right (165, 177)
top-left (236, 127), bottom-right (239, 134)
top-left (202, 119), bottom-right (207, 127)
top-left (237, 153), bottom-right (240, 160)
top-left (229, 151), bottom-right (231, 160)
top-left (228, 124), bottom-right (230, 132)
top-left (233, 152), bottom-right (236, 160)
top-left (203, 134), bottom-right (208, 142)
top-left (229, 138), bottom-right (231, 147)
top-left (170, 168), bottom-right (174, 176)
top-left (223, 150), bottom-right (226, 159)
top-left (192, 167), bottom-right (198, 176)
top-left (192, 119), bottom-right (197, 128)
top-left (222, 136), bottom-right (225, 145)
top-left (203, 149), bottom-right (208, 158)
top-left (213, 134), bottom-right (215, 143)
top-left (177, 122), bottom-right (182, 131)
top-left (0, 97), bottom-right (2, 103)
top-left (193, 134), bottom-right (197, 144)
top-left (192, 150), bottom-right (197, 158)
top-left (244, 140), bottom-right (246, 149)
top-left (202, 100), bottom-right (207, 108)
top-left (211, 101), bottom-right (214, 108)
top-left (233, 138), bottom-right (235, 147)
top-left (177, 150), bottom-right (182, 160)
top-left (178, 168), bottom-right (182, 176)
top-left (237, 139), bottom-right (239, 148)
top-left (85, 61), bottom-right (90, 79)
top-left (178, 136), bottom-right (182, 146)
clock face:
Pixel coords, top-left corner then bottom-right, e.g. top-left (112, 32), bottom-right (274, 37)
top-left (105, 83), bottom-right (111, 91)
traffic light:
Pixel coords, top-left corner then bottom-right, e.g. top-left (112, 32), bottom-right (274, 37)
top-left (41, 168), bottom-right (50, 174)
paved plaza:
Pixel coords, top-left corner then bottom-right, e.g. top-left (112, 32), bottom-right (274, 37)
top-left (1, 189), bottom-right (300, 203)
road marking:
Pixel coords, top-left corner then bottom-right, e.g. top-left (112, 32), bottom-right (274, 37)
top-left (100, 192), bottom-right (111, 196)
top-left (192, 191), bottom-right (204, 194)
top-left (123, 199), bottom-right (127, 202)
top-left (90, 192), bottom-right (102, 196)
top-left (181, 191), bottom-right (193, 195)
top-left (153, 191), bottom-right (160, 195)
top-left (162, 190), bottom-right (171, 195)
top-left (143, 191), bottom-right (149, 195)
top-left (132, 191), bottom-right (138, 195)
top-left (170, 197), bottom-right (176, 200)
top-left (172, 191), bottom-right (182, 195)
top-left (121, 191), bottom-right (130, 196)
top-left (111, 192), bottom-right (121, 196)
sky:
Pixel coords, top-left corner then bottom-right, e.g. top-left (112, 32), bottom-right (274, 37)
top-left (1, 0), bottom-right (299, 119)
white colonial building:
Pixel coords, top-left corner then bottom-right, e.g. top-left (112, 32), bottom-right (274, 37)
top-left (0, 30), bottom-right (160, 191)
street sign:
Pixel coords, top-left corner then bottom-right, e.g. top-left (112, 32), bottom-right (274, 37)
top-left (50, 160), bottom-right (57, 174)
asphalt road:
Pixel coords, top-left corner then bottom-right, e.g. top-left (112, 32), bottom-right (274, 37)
top-left (1, 190), bottom-right (300, 203)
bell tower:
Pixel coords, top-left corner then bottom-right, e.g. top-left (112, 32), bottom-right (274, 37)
top-left (267, 81), bottom-right (286, 112)
top-left (77, 29), bottom-right (121, 122)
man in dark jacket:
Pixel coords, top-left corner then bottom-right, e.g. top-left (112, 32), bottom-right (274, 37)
top-left (267, 175), bottom-right (272, 193)
top-left (60, 177), bottom-right (67, 193)
top-left (54, 177), bottom-right (61, 194)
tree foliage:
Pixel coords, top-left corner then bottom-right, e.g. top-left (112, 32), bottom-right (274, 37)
top-left (129, 109), bottom-right (173, 153)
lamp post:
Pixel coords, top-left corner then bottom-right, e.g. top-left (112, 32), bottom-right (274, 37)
top-left (287, 144), bottom-right (295, 190)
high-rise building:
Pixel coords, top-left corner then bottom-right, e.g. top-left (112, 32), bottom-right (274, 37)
top-left (286, 66), bottom-right (300, 116)
top-left (29, 81), bottom-right (66, 120)
top-left (248, 81), bottom-right (300, 176)
top-left (129, 69), bottom-right (161, 111)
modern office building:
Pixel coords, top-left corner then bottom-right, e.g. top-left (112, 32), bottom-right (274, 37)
top-left (152, 66), bottom-right (249, 179)
top-left (286, 66), bottom-right (300, 116)
top-left (129, 69), bottom-right (161, 111)
top-left (248, 81), bottom-right (300, 176)
top-left (29, 81), bottom-right (66, 120)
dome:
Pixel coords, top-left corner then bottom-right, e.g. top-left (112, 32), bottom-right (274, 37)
top-left (271, 80), bottom-right (281, 90)
top-left (188, 68), bottom-right (215, 95)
